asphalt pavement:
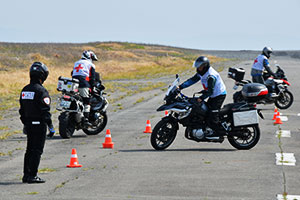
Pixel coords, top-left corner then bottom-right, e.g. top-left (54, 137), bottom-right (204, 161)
top-left (0, 55), bottom-right (299, 200)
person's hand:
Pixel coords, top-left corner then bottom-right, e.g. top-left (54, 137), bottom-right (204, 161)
top-left (197, 98), bottom-right (202, 103)
top-left (47, 125), bottom-right (56, 138)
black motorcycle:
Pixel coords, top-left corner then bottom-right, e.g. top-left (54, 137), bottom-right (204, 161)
top-left (56, 76), bottom-right (108, 138)
top-left (151, 75), bottom-right (264, 150)
top-left (228, 65), bottom-right (293, 109)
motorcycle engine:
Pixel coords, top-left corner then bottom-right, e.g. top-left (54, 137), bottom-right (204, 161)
top-left (192, 129), bottom-right (205, 139)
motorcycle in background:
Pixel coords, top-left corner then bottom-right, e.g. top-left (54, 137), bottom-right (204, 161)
top-left (228, 65), bottom-right (293, 109)
top-left (56, 75), bottom-right (108, 138)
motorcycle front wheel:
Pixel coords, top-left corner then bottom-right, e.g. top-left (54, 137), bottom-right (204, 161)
top-left (58, 112), bottom-right (75, 139)
top-left (83, 112), bottom-right (107, 135)
top-left (228, 125), bottom-right (260, 150)
top-left (150, 119), bottom-right (178, 150)
top-left (275, 90), bottom-right (293, 109)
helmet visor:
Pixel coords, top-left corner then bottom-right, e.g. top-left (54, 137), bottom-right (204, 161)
top-left (193, 60), bottom-right (206, 68)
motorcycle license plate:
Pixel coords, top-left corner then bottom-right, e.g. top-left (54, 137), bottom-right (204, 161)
top-left (60, 100), bottom-right (71, 108)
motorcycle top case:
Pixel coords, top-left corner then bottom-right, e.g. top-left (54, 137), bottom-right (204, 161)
top-left (57, 76), bottom-right (79, 93)
top-left (228, 67), bottom-right (245, 81)
top-left (241, 83), bottom-right (268, 102)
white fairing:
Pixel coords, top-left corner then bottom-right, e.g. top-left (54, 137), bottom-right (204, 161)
top-left (166, 77), bottom-right (180, 96)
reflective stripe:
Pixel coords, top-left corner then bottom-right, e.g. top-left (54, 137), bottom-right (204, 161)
top-left (32, 121), bottom-right (40, 125)
top-left (71, 154), bottom-right (78, 158)
top-left (105, 134), bottom-right (111, 138)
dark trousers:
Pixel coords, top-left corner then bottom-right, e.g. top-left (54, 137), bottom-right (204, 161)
top-left (206, 95), bottom-right (226, 128)
top-left (24, 123), bottom-right (47, 177)
top-left (252, 75), bottom-right (265, 84)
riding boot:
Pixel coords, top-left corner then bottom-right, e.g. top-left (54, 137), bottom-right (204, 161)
top-left (83, 112), bottom-right (92, 127)
top-left (209, 110), bottom-right (226, 136)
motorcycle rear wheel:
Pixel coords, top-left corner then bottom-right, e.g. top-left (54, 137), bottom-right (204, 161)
top-left (83, 112), bottom-right (107, 135)
top-left (58, 112), bottom-right (75, 139)
top-left (275, 90), bottom-right (293, 109)
top-left (228, 125), bottom-right (260, 150)
top-left (151, 119), bottom-right (178, 150)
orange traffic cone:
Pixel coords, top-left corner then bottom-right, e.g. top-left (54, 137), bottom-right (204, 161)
top-left (274, 112), bottom-right (283, 125)
top-left (143, 120), bottom-right (152, 133)
top-left (165, 110), bottom-right (169, 116)
top-left (272, 108), bottom-right (278, 120)
top-left (67, 148), bottom-right (82, 168)
top-left (102, 129), bottom-right (114, 149)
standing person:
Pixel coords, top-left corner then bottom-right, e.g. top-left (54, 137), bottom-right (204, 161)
top-left (251, 46), bottom-right (277, 84)
top-left (178, 56), bottom-right (227, 135)
top-left (19, 62), bottom-right (55, 184)
top-left (72, 50), bottom-right (98, 127)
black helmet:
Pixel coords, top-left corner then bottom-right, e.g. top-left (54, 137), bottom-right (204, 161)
top-left (193, 56), bottom-right (210, 75)
top-left (262, 47), bottom-right (273, 58)
top-left (82, 50), bottom-right (98, 61)
top-left (30, 62), bottom-right (49, 83)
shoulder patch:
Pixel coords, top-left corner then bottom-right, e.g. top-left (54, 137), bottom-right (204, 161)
top-left (21, 92), bottom-right (35, 100)
top-left (43, 97), bottom-right (51, 105)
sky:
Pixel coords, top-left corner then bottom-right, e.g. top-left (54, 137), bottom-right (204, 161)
top-left (0, 0), bottom-right (299, 50)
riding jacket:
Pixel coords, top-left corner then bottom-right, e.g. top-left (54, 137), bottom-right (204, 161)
top-left (179, 67), bottom-right (227, 100)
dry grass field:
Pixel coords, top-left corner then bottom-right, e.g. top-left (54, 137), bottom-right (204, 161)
top-left (0, 42), bottom-right (227, 115)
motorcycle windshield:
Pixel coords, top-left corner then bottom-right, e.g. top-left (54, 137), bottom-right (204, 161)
top-left (166, 77), bottom-right (180, 96)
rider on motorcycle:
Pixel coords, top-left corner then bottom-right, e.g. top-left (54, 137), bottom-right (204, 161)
top-left (178, 56), bottom-right (227, 135)
top-left (72, 50), bottom-right (98, 127)
top-left (251, 47), bottom-right (277, 84)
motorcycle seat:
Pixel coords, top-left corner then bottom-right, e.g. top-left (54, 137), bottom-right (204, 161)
top-left (219, 104), bottom-right (234, 115)
top-left (219, 102), bottom-right (246, 115)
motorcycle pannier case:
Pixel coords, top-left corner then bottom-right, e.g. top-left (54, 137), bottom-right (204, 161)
top-left (233, 110), bottom-right (258, 126)
top-left (241, 83), bottom-right (268, 102)
top-left (228, 67), bottom-right (245, 81)
top-left (57, 76), bottom-right (79, 93)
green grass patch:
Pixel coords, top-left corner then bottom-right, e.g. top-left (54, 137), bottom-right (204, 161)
top-left (55, 180), bottom-right (69, 190)
top-left (38, 167), bottom-right (56, 173)
top-left (134, 97), bottom-right (145, 105)
top-left (0, 130), bottom-right (22, 140)
top-left (26, 192), bottom-right (39, 195)
top-left (0, 152), bottom-right (6, 156)
top-left (0, 126), bottom-right (9, 131)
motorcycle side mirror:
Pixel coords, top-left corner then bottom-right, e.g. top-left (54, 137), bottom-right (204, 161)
top-left (176, 74), bottom-right (179, 79)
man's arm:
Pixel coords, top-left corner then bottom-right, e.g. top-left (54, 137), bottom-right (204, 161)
top-left (179, 74), bottom-right (200, 90)
top-left (263, 59), bottom-right (276, 77)
top-left (200, 75), bottom-right (216, 100)
top-left (89, 66), bottom-right (96, 87)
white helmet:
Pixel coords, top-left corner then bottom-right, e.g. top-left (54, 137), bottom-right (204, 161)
top-left (82, 50), bottom-right (98, 61)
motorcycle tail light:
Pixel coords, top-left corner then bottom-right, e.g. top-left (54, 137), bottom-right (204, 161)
top-left (63, 95), bottom-right (71, 100)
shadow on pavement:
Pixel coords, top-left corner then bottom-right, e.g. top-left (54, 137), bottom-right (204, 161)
top-left (119, 148), bottom-right (236, 152)
top-left (0, 181), bottom-right (23, 185)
